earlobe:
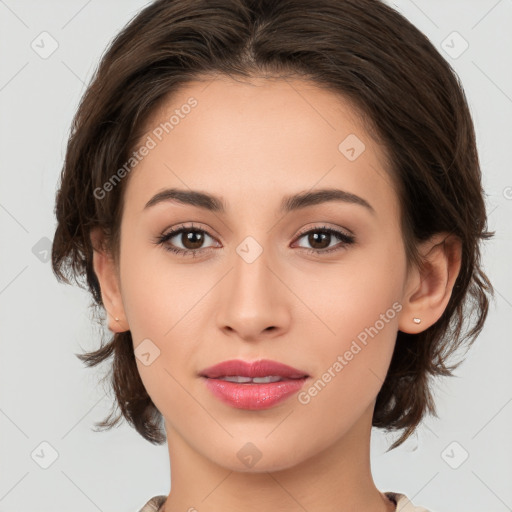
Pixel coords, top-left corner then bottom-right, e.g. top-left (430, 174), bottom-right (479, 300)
top-left (398, 232), bottom-right (462, 334)
top-left (90, 227), bottom-right (129, 333)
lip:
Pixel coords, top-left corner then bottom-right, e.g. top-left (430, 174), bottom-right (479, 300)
top-left (199, 359), bottom-right (309, 379)
top-left (199, 359), bottom-right (310, 410)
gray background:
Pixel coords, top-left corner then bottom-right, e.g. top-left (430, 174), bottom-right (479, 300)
top-left (0, 1), bottom-right (511, 511)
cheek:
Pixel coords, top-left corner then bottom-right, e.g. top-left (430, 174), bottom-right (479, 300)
top-left (118, 231), bottom-right (196, 339)
top-left (118, 234), bottom-right (205, 405)
top-left (295, 295), bottom-right (400, 439)
top-left (295, 240), bottom-right (405, 407)
top-left (298, 239), bottom-right (405, 348)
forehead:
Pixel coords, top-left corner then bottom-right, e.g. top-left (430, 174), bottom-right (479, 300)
top-left (123, 76), bottom-right (398, 224)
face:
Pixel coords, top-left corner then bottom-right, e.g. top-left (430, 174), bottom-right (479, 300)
top-left (111, 76), bottom-right (411, 472)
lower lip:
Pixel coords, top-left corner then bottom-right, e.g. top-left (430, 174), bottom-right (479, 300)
top-left (202, 377), bottom-right (308, 410)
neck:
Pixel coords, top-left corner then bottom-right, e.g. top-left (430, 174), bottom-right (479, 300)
top-left (160, 402), bottom-right (395, 512)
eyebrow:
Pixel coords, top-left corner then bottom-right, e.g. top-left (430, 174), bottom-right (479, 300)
top-left (143, 187), bottom-right (375, 215)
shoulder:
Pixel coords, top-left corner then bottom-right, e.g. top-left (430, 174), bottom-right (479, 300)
top-left (137, 495), bottom-right (167, 512)
top-left (384, 491), bottom-right (435, 512)
top-left (138, 492), bottom-right (434, 512)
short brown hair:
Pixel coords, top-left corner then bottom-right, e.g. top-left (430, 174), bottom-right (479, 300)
top-left (51, 0), bottom-right (495, 449)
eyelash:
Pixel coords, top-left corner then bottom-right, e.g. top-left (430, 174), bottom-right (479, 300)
top-left (154, 223), bottom-right (355, 258)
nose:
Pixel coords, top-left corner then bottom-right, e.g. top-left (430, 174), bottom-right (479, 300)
top-left (215, 246), bottom-right (291, 342)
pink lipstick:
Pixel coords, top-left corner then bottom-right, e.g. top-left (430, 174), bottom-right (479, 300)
top-left (199, 359), bottom-right (309, 410)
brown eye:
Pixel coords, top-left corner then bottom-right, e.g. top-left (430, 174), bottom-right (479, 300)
top-left (156, 225), bottom-right (219, 256)
top-left (155, 224), bottom-right (355, 258)
top-left (305, 231), bottom-right (331, 250)
top-left (293, 226), bottom-right (355, 255)
top-left (177, 229), bottom-right (206, 250)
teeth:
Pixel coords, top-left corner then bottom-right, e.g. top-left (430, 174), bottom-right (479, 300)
top-left (219, 376), bottom-right (253, 383)
top-left (218, 375), bottom-right (283, 383)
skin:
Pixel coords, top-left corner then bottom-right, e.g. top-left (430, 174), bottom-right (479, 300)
top-left (90, 76), bottom-right (462, 512)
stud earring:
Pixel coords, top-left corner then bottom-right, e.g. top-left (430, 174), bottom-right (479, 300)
top-left (107, 309), bottom-right (120, 323)
top-left (413, 317), bottom-right (421, 324)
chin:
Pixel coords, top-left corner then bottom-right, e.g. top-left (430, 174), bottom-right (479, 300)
top-left (206, 439), bottom-right (308, 474)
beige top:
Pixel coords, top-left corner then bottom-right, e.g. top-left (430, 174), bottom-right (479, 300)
top-left (138, 491), bottom-right (432, 511)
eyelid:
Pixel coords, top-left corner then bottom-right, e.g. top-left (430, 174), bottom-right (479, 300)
top-left (293, 223), bottom-right (354, 239)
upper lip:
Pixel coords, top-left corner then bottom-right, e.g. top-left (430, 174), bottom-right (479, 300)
top-left (199, 359), bottom-right (309, 379)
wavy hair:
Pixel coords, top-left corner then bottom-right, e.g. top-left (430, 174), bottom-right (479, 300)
top-left (51, 0), bottom-right (495, 449)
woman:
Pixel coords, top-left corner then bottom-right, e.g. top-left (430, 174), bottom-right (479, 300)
top-left (51, 0), bottom-right (494, 510)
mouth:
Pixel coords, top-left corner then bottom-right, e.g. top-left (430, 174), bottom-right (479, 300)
top-left (199, 359), bottom-right (310, 410)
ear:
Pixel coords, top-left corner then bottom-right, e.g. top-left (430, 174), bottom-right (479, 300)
top-left (398, 232), bottom-right (462, 334)
top-left (90, 226), bottom-right (129, 333)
